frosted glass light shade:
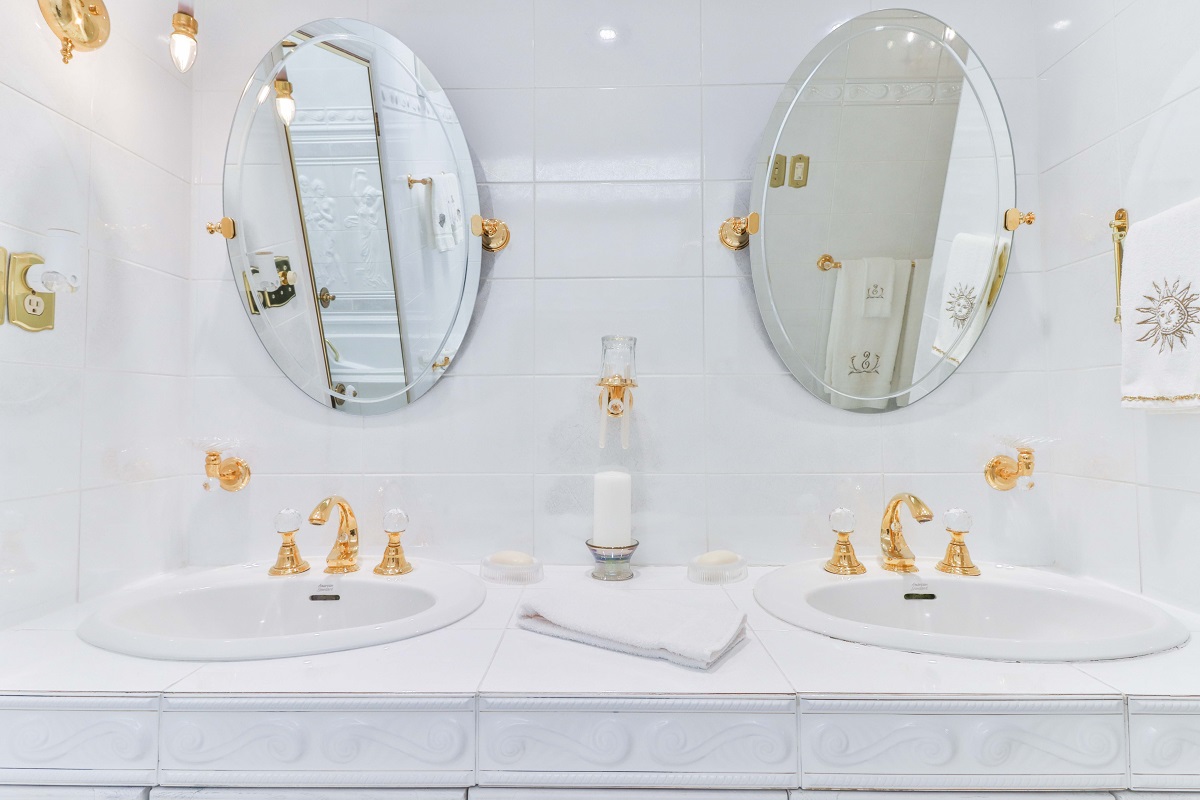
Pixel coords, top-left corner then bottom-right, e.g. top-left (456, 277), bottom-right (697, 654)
top-left (169, 31), bottom-right (197, 72)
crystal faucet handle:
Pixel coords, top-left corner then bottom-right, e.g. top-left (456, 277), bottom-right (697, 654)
top-left (944, 507), bottom-right (973, 533)
top-left (383, 508), bottom-right (409, 534)
top-left (275, 508), bottom-right (302, 533)
top-left (829, 507), bottom-right (855, 534)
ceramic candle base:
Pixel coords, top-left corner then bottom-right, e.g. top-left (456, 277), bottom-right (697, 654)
top-left (585, 539), bottom-right (639, 581)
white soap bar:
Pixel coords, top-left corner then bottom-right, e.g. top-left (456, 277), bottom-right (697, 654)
top-left (592, 470), bottom-right (633, 547)
top-left (489, 550), bottom-right (534, 565)
top-left (695, 549), bottom-right (740, 566)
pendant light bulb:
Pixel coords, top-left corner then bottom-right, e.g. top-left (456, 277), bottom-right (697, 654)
top-left (274, 79), bottom-right (296, 126)
top-left (169, 12), bottom-right (198, 73)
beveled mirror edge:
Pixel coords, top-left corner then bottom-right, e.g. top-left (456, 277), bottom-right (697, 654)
top-left (748, 8), bottom-right (1018, 413)
top-left (220, 18), bottom-right (482, 416)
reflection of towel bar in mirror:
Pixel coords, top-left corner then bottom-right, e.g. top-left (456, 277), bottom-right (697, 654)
top-left (817, 255), bottom-right (916, 271)
top-left (1111, 208), bottom-right (1128, 325)
top-left (407, 175), bottom-right (432, 188)
top-left (718, 212), bottom-right (760, 250)
top-left (470, 215), bottom-right (510, 252)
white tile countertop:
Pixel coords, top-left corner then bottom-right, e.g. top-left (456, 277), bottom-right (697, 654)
top-left (3, 564), bottom-right (1200, 792)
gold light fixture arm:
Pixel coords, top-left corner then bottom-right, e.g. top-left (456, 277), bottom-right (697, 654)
top-left (309, 496), bottom-right (359, 574)
top-left (1111, 208), bottom-right (1128, 325)
top-left (1004, 208), bottom-right (1036, 231)
top-left (39, 0), bottom-right (110, 64)
top-left (718, 212), bottom-right (760, 251)
top-left (879, 493), bottom-right (933, 573)
top-left (470, 214), bottom-right (510, 252)
top-left (985, 446), bottom-right (1035, 491)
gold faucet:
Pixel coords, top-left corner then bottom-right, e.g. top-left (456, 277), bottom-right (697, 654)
top-left (879, 492), bottom-right (933, 573)
top-left (309, 496), bottom-right (359, 574)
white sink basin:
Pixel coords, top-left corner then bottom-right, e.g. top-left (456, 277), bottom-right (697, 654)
top-left (77, 559), bottom-right (485, 661)
top-left (755, 559), bottom-right (1189, 662)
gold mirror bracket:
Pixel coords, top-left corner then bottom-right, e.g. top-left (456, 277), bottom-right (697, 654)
top-left (39, 0), bottom-right (110, 64)
top-left (203, 450), bottom-right (251, 492)
top-left (984, 446), bottom-right (1035, 491)
top-left (816, 253), bottom-right (842, 271)
top-left (718, 212), bottom-right (760, 251)
top-left (205, 217), bottom-right (237, 239)
top-left (470, 214), bottom-right (510, 252)
top-left (1111, 208), bottom-right (1128, 325)
top-left (7, 253), bottom-right (55, 332)
top-left (1004, 208), bottom-right (1036, 232)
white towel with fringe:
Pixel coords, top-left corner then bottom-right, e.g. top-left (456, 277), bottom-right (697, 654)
top-left (1121, 196), bottom-right (1200, 410)
top-left (516, 590), bottom-right (746, 670)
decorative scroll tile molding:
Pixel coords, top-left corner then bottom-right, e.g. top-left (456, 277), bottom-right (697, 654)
top-left (479, 697), bottom-right (794, 713)
top-left (0, 767), bottom-right (155, 786)
top-left (799, 78), bottom-right (963, 105)
top-left (802, 772), bottom-right (1122, 790)
top-left (0, 787), bottom-right (149, 799)
top-left (161, 695), bottom-right (473, 712)
top-left (1131, 698), bottom-right (1200, 714)
top-left (158, 770), bottom-right (474, 788)
top-left (0, 709), bottom-right (159, 776)
top-left (475, 771), bottom-right (797, 788)
top-left (800, 697), bottom-right (1124, 714)
top-left (0, 695), bottom-right (158, 712)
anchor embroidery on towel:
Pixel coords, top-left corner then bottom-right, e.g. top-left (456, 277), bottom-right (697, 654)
top-left (849, 351), bottom-right (881, 375)
top-left (945, 283), bottom-right (977, 330)
top-left (1137, 278), bottom-right (1200, 353)
top-left (866, 284), bottom-right (886, 302)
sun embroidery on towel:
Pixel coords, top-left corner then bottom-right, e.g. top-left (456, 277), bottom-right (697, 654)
top-left (1136, 278), bottom-right (1200, 353)
top-left (945, 284), bottom-right (977, 330)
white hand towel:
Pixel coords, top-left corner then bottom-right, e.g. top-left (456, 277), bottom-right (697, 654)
top-left (862, 256), bottom-right (897, 318)
top-left (430, 171), bottom-right (464, 252)
top-left (931, 233), bottom-right (1000, 363)
top-left (516, 590), bottom-right (747, 670)
top-left (1121, 196), bottom-right (1200, 410)
top-left (823, 258), bottom-right (912, 410)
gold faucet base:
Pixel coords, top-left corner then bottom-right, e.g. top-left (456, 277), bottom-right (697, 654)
top-left (324, 563), bottom-right (359, 575)
top-left (268, 532), bottom-right (310, 576)
top-left (881, 560), bottom-right (919, 574)
top-left (374, 532), bottom-right (413, 576)
top-left (936, 534), bottom-right (980, 576)
top-left (824, 534), bottom-right (866, 575)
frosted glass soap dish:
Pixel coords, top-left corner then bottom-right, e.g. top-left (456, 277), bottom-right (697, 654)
top-left (480, 551), bottom-right (543, 585)
top-left (688, 550), bottom-right (747, 585)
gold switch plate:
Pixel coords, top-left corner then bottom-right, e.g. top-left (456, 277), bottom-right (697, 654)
top-left (769, 154), bottom-right (787, 188)
top-left (7, 252), bottom-right (54, 332)
top-left (788, 154), bottom-right (810, 188)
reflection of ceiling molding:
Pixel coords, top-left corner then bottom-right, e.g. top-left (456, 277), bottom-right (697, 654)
top-left (376, 82), bottom-right (460, 125)
top-left (801, 79), bottom-right (962, 105)
top-left (293, 106), bottom-right (374, 128)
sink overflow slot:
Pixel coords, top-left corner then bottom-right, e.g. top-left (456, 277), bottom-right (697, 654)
top-left (310, 594), bottom-right (341, 601)
top-left (903, 592), bottom-right (937, 600)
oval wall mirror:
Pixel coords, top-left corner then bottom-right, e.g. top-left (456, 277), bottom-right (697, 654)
top-left (750, 9), bottom-right (1017, 412)
top-left (221, 19), bottom-right (480, 415)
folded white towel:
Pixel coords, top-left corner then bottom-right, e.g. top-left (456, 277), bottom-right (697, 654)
top-left (931, 233), bottom-right (1001, 363)
top-left (516, 590), bottom-right (747, 670)
top-left (823, 258), bottom-right (912, 410)
top-left (430, 171), bottom-right (464, 253)
top-left (1121, 196), bottom-right (1200, 410)
top-left (862, 256), bottom-right (897, 318)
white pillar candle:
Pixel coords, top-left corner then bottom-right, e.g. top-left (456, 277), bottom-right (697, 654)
top-left (592, 470), bottom-right (632, 547)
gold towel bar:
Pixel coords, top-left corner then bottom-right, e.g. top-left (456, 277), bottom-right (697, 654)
top-left (817, 255), bottom-right (916, 271)
top-left (407, 175), bottom-right (432, 188)
top-left (1111, 208), bottom-right (1128, 325)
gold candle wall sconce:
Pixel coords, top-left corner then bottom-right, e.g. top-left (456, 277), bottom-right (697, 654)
top-left (470, 214), bottom-right (510, 252)
top-left (1111, 208), bottom-right (1128, 325)
top-left (202, 446), bottom-right (251, 492)
top-left (39, 0), bottom-right (110, 64)
top-left (597, 335), bottom-right (637, 450)
top-left (719, 212), bottom-right (760, 251)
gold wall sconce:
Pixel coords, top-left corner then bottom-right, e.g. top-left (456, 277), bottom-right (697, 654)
top-left (985, 446), bottom-right (1034, 491)
top-left (935, 508), bottom-right (980, 576)
top-left (2, 247), bottom-right (79, 332)
top-left (39, 0), bottom-right (110, 64)
top-left (268, 509), bottom-right (309, 576)
top-left (597, 335), bottom-right (637, 450)
top-left (274, 78), bottom-right (296, 126)
top-left (824, 508), bottom-right (866, 575)
top-left (1111, 208), bottom-right (1128, 325)
top-left (718, 212), bottom-right (760, 251)
top-left (203, 447), bottom-right (251, 492)
top-left (168, 9), bottom-right (198, 73)
top-left (206, 217), bottom-right (237, 239)
top-left (817, 254), bottom-right (842, 271)
top-left (470, 215), bottom-right (510, 252)
top-left (1004, 208), bottom-right (1036, 231)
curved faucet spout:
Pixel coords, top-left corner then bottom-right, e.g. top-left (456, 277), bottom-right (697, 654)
top-left (309, 495), bottom-right (359, 574)
top-left (879, 492), bottom-right (933, 573)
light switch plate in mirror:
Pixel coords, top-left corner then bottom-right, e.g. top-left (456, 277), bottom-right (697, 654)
top-left (219, 19), bottom-right (481, 415)
top-left (748, 9), bottom-right (1019, 413)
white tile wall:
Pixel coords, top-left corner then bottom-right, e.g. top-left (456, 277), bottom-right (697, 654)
top-left (0, 0), bottom-right (192, 626)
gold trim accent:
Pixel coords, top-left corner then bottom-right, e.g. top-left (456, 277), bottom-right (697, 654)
top-left (7, 253), bottom-right (55, 332)
top-left (718, 212), bottom-right (759, 251)
top-left (171, 11), bottom-right (197, 38)
top-left (817, 253), bottom-right (841, 271)
top-left (268, 528), bottom-right (310, 576)
top-left (984, 446), bottom-right (1034, 491)
top-left (879, 493), bottom-right (932, 573)
top-left (204, 450), bottom-right (251, 492)
top-left (935, 528), bottom-right (980, 576)
top-left (470, 214), bottom-right (511, 252)
top-left (1111, 208), bottom-right (1128, 325)
top-left (241, 272), bottom-right (261, 315)
top-left (205, 217), bottom-right (236, 239)
top-left (824, 530), bottom-right (866, 575)
top-left (374, 531), bottom-right (413, 576)
top-left (1004, 208), bottom-right (1036, 231)
top-left (38, 0), bottom-right (110, 64)
top-left (310, 496), bottom-right (359, 574)
top-left (598, 376), bottom-right (636, 418)
top-left (1122, 393), bottom-right (1200, 403)
top-left (407, 175), bottom-right (432, 188)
